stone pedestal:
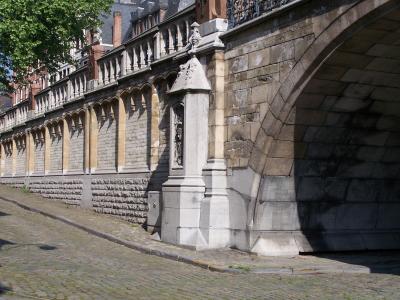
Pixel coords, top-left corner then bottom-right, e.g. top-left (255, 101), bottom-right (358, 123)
top-left (162, 177), bottom-right (205, 246)
top-left (161, 90), bottom-right (210, 247)
top-left (161, 49), bottom-right (211, 247)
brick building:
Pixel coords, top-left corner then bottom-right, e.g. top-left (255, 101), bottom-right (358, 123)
top-left (1, 0), bottom-right (400, 255)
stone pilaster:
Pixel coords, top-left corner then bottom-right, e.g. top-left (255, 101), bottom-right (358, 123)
top-left (150, 86), bottom-right (160, 171)
top-left (11, 137), bottom-right (16, 176)
top-left (27, 131), bottom-right (35, 175)
top-left (200, 49), bottom-right (230, 248)
top-left (0, 142), bottom-right (4, 177)
top-left (117, 96), bottom-right (126, 172)
top-left (89, 105), bottom-right (98, 173)
top-left (44, 125), bottom-right (51, 175)
top-left (84, 106), bottom-right (90, 173)
top-left (62, 116), bottom-right (70, 174)
top-left (25, 131), bottom-right (29, 176)
top-left (208, 51), bottom-right (225, 160)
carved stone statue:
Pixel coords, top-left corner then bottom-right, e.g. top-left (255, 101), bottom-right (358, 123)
top-left (186, 22), bottom-right (201, 54)
top-left (93, 27), bottom-right (103, 44)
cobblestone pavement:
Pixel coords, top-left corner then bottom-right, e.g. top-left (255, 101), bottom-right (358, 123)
top-left (0, 200), bottom-right (400, 299)
top-left (2, 185), bottom-right (400, 275)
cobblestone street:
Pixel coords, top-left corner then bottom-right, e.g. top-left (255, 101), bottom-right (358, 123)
top-left (0, 199), bottom-right (399, 299)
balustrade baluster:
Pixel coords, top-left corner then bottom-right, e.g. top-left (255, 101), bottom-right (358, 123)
top-left (126, 48), bottom-right (132, 73)
top-left (177, 24), bottom-right (183, 50)
top-left (133, 47), bottom-right (139, 71)
top-left (154, 33), bottom-right (160, 60)
top-left (139, 44), bottom-right (146, 68)
top-left (168, 27), bottom-right (174, 53)
top-left (104, 61), bottom-right (109, 84)
top-left (110, 60), bottom-right (115, 82)
top-left (160, 31), bottom-right (167, 57)
top-left (116, 56), bottom-right (121, 78)
top-left (185, 20), bottom-right (190, 46)
top-left (147, 40), bottom-right (153, 65)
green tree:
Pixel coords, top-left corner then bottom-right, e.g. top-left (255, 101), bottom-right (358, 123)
top-left (0, 0), bottom-right (113, 88)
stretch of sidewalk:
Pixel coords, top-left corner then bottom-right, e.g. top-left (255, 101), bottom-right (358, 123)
top-left (1, 184), bottom-right (399, 275)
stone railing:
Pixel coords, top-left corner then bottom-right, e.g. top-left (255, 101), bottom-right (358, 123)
top-left (68, 68), bottom-right (89, 99)
top-left (97, 7), bottom-right (195, 87)
top-left (0, 5), bottom-right (195, 135)
top-left (227, 0), bottom-right (297, 28)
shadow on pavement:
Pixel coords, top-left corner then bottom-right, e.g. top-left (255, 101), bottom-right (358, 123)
top-left (0, 239), bottom-right (15, 249)
top-left (310, 250), bottom-right (400, 275)
top-left (0, 282), bottom-right (12, 295)
top-left (0, 211), bottom-right (10, 217)
top-left (0, 239), bottom-right (57, 252)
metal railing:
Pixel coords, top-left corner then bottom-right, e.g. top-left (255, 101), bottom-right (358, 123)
top-left (227, 0), bottom-right (295, 28)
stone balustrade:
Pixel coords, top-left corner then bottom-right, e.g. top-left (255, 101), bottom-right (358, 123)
top-left (98, 53), bottom-right (122, 85)
top-left (35, 92), bottom-right (50, 115)
top-left (0, 6), bottom-right (195, 135)
top-left (69, 69), bottom-right (88, 99)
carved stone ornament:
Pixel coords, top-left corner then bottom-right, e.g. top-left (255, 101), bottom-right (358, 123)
top-left (186, 22), bottom-right (202, 53)
top-left (169, 21), bottom-right (211, 94)
top-left (168, 56), bottom-right (211, 94)
top-left (172, 102), bottom-right (184, 168)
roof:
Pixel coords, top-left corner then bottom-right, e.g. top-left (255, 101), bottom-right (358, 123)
top-left (100, 0), bottom-right (195, 44)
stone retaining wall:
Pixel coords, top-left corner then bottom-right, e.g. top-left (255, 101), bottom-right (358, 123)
top-left (0, 173), bottom-right (152, 224)
top-left (29, 179), bottom-right (83, 206)
top-left (92, 177), bottom-right (150, 223)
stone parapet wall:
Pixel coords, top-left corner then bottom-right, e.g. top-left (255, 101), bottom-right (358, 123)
top-left (34, 142), bottom-right (45, 174)
top-left (50, 136), bottom-right (63, 172)
top-left (16, 148), bottom-right (26, 176)
top-left (125, 101), bottom-right (149, 169)
top-left (97, 113), bottom-right (117, 171)
top-left (69, 129), bottom-right (84, 172)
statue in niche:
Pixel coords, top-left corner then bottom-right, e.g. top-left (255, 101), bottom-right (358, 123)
top-left (173, 102), bottom-right (184, 167)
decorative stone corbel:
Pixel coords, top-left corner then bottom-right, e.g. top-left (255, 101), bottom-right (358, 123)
top-left (141, 93), bottom-right (147, 109)
top-left (100, 105), bottom-right (107, 122)
top-left (130, 94), bottom-right (136, 111)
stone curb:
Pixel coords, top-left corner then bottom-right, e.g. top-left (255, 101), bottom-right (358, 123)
top-left (1, 196), bottom-right (388, 275)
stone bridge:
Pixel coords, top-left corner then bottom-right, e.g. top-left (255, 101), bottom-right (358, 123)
top-left (222, 0), bottom-right (400, 255)
top-left (0, 0), bottom-right (399, 255)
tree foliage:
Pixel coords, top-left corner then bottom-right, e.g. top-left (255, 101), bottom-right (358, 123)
top-left (0, 0), bottom-right (113, 88)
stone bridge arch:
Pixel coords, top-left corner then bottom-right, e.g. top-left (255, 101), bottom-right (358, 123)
top-left (224, 0), bottom-right (400, 254)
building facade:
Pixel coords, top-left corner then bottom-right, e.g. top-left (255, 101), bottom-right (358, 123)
top-left (1, 0), bottom-right (400, 255)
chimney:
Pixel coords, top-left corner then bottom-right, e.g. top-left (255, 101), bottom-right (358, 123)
top-left (196, 0), bottom-right (227, 23)
top-left (113, 11), bottom-right (122, 47)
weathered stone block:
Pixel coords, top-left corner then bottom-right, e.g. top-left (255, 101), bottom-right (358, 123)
top-left (270, 41), bottom-right (294, 63)
top-left (248, 48), bottom-right (270, 70)
top-left (229, 55), bottom-right (249, 73)
top-left (264, 158), bottom-right (293, 176)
